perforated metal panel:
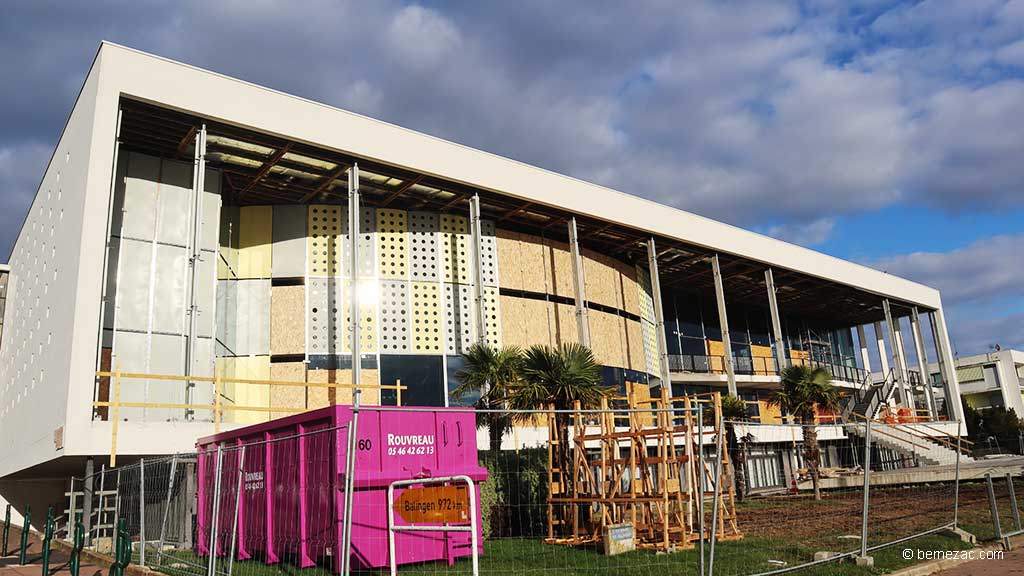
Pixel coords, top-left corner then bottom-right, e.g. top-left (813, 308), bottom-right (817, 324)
top-left (440, 215), bottom-right (470, 284)
top-left (308, 205), bottom-right (344, 277)
top-left (379, 280), bottom-right (410, 353)
top-left (483, 286), bottom-right (502, 348)
top-left (349, 207), bottom-right (377, 279)
top-left (480, 220), bottom-right (499, 287)
top-left (642, 319), bottom-right (659, 376)
top-left (444, 283), bottom-right (474, 354)
top-left (376, 209), bottom-right (408, 279)
top-left (636, 265), bottom-right (656, 323)
top-left (343, 280), bottom-right (377, 354)
top-left (307, 277), bottom-right (344, 356)
top-left (408, 211), bottom-right (439, 282)
top-left (410, 281), bottom-right (442, 354)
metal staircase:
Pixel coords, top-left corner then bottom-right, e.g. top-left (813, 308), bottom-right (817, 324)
top-left (841, 368), bottom-right (898, 421)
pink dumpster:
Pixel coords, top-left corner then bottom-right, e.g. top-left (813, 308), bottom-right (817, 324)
top-left (195, 406), bottom-right (488, 571)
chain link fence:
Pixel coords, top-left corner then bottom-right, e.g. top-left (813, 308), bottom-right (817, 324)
top-left (60, 407), bottom-right (985, 576)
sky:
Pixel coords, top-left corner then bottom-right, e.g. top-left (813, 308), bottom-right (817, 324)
top-left (0, 0), bottom-right (1021, 357)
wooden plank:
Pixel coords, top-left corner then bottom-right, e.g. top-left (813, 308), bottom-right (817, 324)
top-left (496, 229), bottom-right (524, 290)
top-left (270, 285), bottom-right (305, 355)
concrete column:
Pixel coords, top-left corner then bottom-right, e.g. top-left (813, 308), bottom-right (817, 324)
top-left (568, 218), bottom-right (591, 346)
top-left (883, 300), bottom-right (914, 410)
top-left (993, 350), bottom-right (1024, 417)
top-left (469, 195), bottom-right (487, 345)
top-left (910, 308), bottom-right (937, 419)
top-left (711, 255), bottom-right (737, 396)
top-left (348, 164), bottom-right (361, 398)
top-left (856, 325), bottom-right (872, 373)
top-left (81, 457), bottom-right (94, 546)
top-left (873, 321), bottom-right (891, 376)
top-left (893, 324), bottom-right (917, 411)
top-left (930, 308), bottom-right (965, 426)
top-left (646, 239), bottom-right (672, 388)
top-left (764, 268), bottom-right (788, 373)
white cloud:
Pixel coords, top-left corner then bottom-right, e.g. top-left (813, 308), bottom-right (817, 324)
top-left (765, 217), bottom-right (836, 247)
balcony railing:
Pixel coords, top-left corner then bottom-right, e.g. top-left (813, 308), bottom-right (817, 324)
top-left (667, 353), bottom-right (866, 384)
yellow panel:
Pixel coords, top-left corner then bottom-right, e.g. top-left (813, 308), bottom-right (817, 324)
top-left (707, 340), bottom-right (726, 374)
top-left (308, 204), bottom-right (343, 277)
top-left (231, 355), bottom-right (271, 424)
top-left (410, 282), bottom-right (442, 354)
top-left (343, 280), bottom-right (377, 354)
top-left (440, 215), bottom-right (470, 284)
top-left (759, 401), bottom-right (782, 424)
top-left (750, 344), bottom-right (774, 375)
top-left (238, 206), bottom-right (273, 279)
top-left (377, 209), bottom-right (408, 279)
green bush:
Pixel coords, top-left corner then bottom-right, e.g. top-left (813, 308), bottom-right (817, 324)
top-left (479, 448), bottom-right (549, 539)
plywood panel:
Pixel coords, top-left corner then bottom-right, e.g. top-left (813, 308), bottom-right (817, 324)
top-left (231, 355), bottom-right (271, 424)
top-left (543, 238), bottom-right (575, 299)
top-left (270, 285), bottom-right (305, 355)
top-left (520, 298), bottom-right (554, 348)
top-left (308, 368), bottom-right (380, 407)
top-left (583, 249), bottom-right (619, 309)
top-left (553, 302), bottom-right (579, 346)
top-left (519, 233), bottom-right (548, 293)
top-left (377, 209), bottom-right (408, 279)
top-left (238, 206), bottom-right (273, 279)
top-left (707, 340), bottom-right (726, 374)
top-left (496, 229), bottom-right (524, 290)
top-left (499, 295), bottom-right (529, 349)
top-left (625, 318), bottom-right (646, 372)
top-left (270, 362), bottom-right (306, 411)
top-left (619, 261), bottom-right (641, 317)
top-left (750, 344), bottom-right (774, 376)
top-left (590, 310), bottom-right (626, 368)
top-left (759, 401), bottom-right (783, 424)
top-left (272, 205), bottom-right (307, 278)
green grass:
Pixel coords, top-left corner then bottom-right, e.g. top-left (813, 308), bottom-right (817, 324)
top-left (152, 532), bottom-right (973, 576)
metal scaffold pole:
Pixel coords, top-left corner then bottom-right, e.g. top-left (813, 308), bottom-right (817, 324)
top-left (341, 163), bottom-right (361, 575)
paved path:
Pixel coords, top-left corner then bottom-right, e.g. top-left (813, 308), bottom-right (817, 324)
top-left (0, 527), bottom-right (104, 576)
top-left (934, 545), bottom-right (1024, 576)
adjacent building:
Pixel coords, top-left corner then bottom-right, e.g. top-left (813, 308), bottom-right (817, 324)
top-left (0, 43), bottom-right (966, 509)
top-left (928, 349), bottom-right (1024, 417)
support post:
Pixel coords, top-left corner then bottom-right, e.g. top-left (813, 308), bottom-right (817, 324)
top-left (185, 125), bottom-right (208, 415)
top-left (764, 268), bottom-right (787, 373)
top-left (184, 461), bottom-right (196, 550)
top-left (228, 447), bottom-right (246, 575)
top-left (1008, 473), bottom-right (1022, 533)
top-left (910, 308), bottom-right (937, 419)
top-left (646, 239), bottom-right (672, 388)
top-left (110, 363), bottom-right (121, 467)
top-left (986, 473), bottom-right (1002, 540)
top-left (873, 321), bottom-right (891, 376)
top-left (930, 308), bottom-right (965, 426)
top-left (568, 218), bottom-right (590, 346)
top-left (139, 458), bottom-right (145, 566)
top-left (856, 325), bottom-right (872, 373)
top-left (894, 326), bottom-right (917, 411)
top-left (469, 194), bottom-right (487, 345)
top-left (82, 458), bottom-right (94, 547)
top-left (157, 454), bottom-right (178, 563)
top-left (342, 163), bottom-right (362, 576)
top-left (708, 416), bottom-right (725, 575)
top-left (711, 255), bottom-right (737, 396)
top-left (882, 300), bottom-right (911, 407)
top-left (207, 446), bottom-right (223, 576)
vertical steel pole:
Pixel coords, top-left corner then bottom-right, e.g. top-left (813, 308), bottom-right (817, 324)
top-left (82, 459), bottom-right (94, 546)
top-left (157, 455), bottom-right (179, 563)
top-left (341, 164), bottom-right (362, 576)
top-left (68, 477), bottom-right (77, 543)
top-left (139, 458), bottom-right (146, 566)
top-left (883, 300), bottom-right (909, 408)
top-left (228, 447), bottom-right (246, 576)
top-left (860, 420), bottom-right (871, 559)
top-left (764, 268), bottom-right (788, 373)
top-left (469, 194), bottom-right (487, 345)
top-left (568, 217), bottom-right (591, 346)
top-left (208, 446), bottom-right (223, 576)
top-left (954, 431), bottom-right (962, 528)
top-left (647, 239), bottom-right (672, 389)
top-left (711, 256), bottom-right (736, 396)
top-left (95, 465), bottom-right (107, 545)
top-left (708, 416), bottom-right (725, 575)
top-left (1007, 472), bottom-right (1022, 532)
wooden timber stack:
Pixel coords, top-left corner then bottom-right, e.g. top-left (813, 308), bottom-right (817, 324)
top-left (545, 390), bottom-right (742, 552)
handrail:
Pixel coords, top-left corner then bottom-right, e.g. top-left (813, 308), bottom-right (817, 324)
top-left (847, 413), bottom-right (932, 451)
top-left (883, 419), bottom-right (973, 454)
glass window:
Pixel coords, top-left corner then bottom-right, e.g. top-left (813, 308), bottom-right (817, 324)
top-left (380, 355), bottom-right (444, 407)
top-left (748, 308), bottom-right (772, 346)
top-left (675, 292), bottom-right (704, 338)
top-left (446, 356), bottom-right (479, 407)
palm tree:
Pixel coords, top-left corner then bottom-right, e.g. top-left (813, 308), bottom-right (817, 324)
top-left (506, 343), bottom-right (610, 490)
top-left (768, 365), bottom-right (840, 501)
top-left (452, 343), bottom-right (524, 456)
top-left (719, 394), bottom-right (751, 502)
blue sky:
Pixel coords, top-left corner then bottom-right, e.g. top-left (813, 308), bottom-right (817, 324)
top-left (0, 0), bottom-right (1021, 356)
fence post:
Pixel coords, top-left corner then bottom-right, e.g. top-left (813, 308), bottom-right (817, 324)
top-left (68, 477), bottom-right (77, 542)
top-left (18, 505), bottom-right (30, 565)
top-left (1007, 472), bottom-right (1022, 533)
top-left (157, 454), bottom-right (179, 563)
top-left (184, 461), bottom-right (196, 550)
top-left (207, 445), bottom-right (224, 576)
top-left (954, 430), bottom-right (961, 528)
top-left (697, 404), bottom-right (705, 576)
top-left (228, 447), bottom-right (246, 576)
top-left (42, 506), bottom-right (54, 576)
top-left (82, 459), bottom-right (94, 547)
top-left (3, 503), bottom-right (10, 556)
top-left (111, 468), bottom-right (119, 545)
top-left (708, 415), bottom-right (725, 576)
top-left (70, 512), bottom-right (84, 576)
top-left (986, 473), bottom-right (1002, 540)
top-left (858, 420), bottom-right (872, 565)
top-left (138, 458), bottom-right (146, 566)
